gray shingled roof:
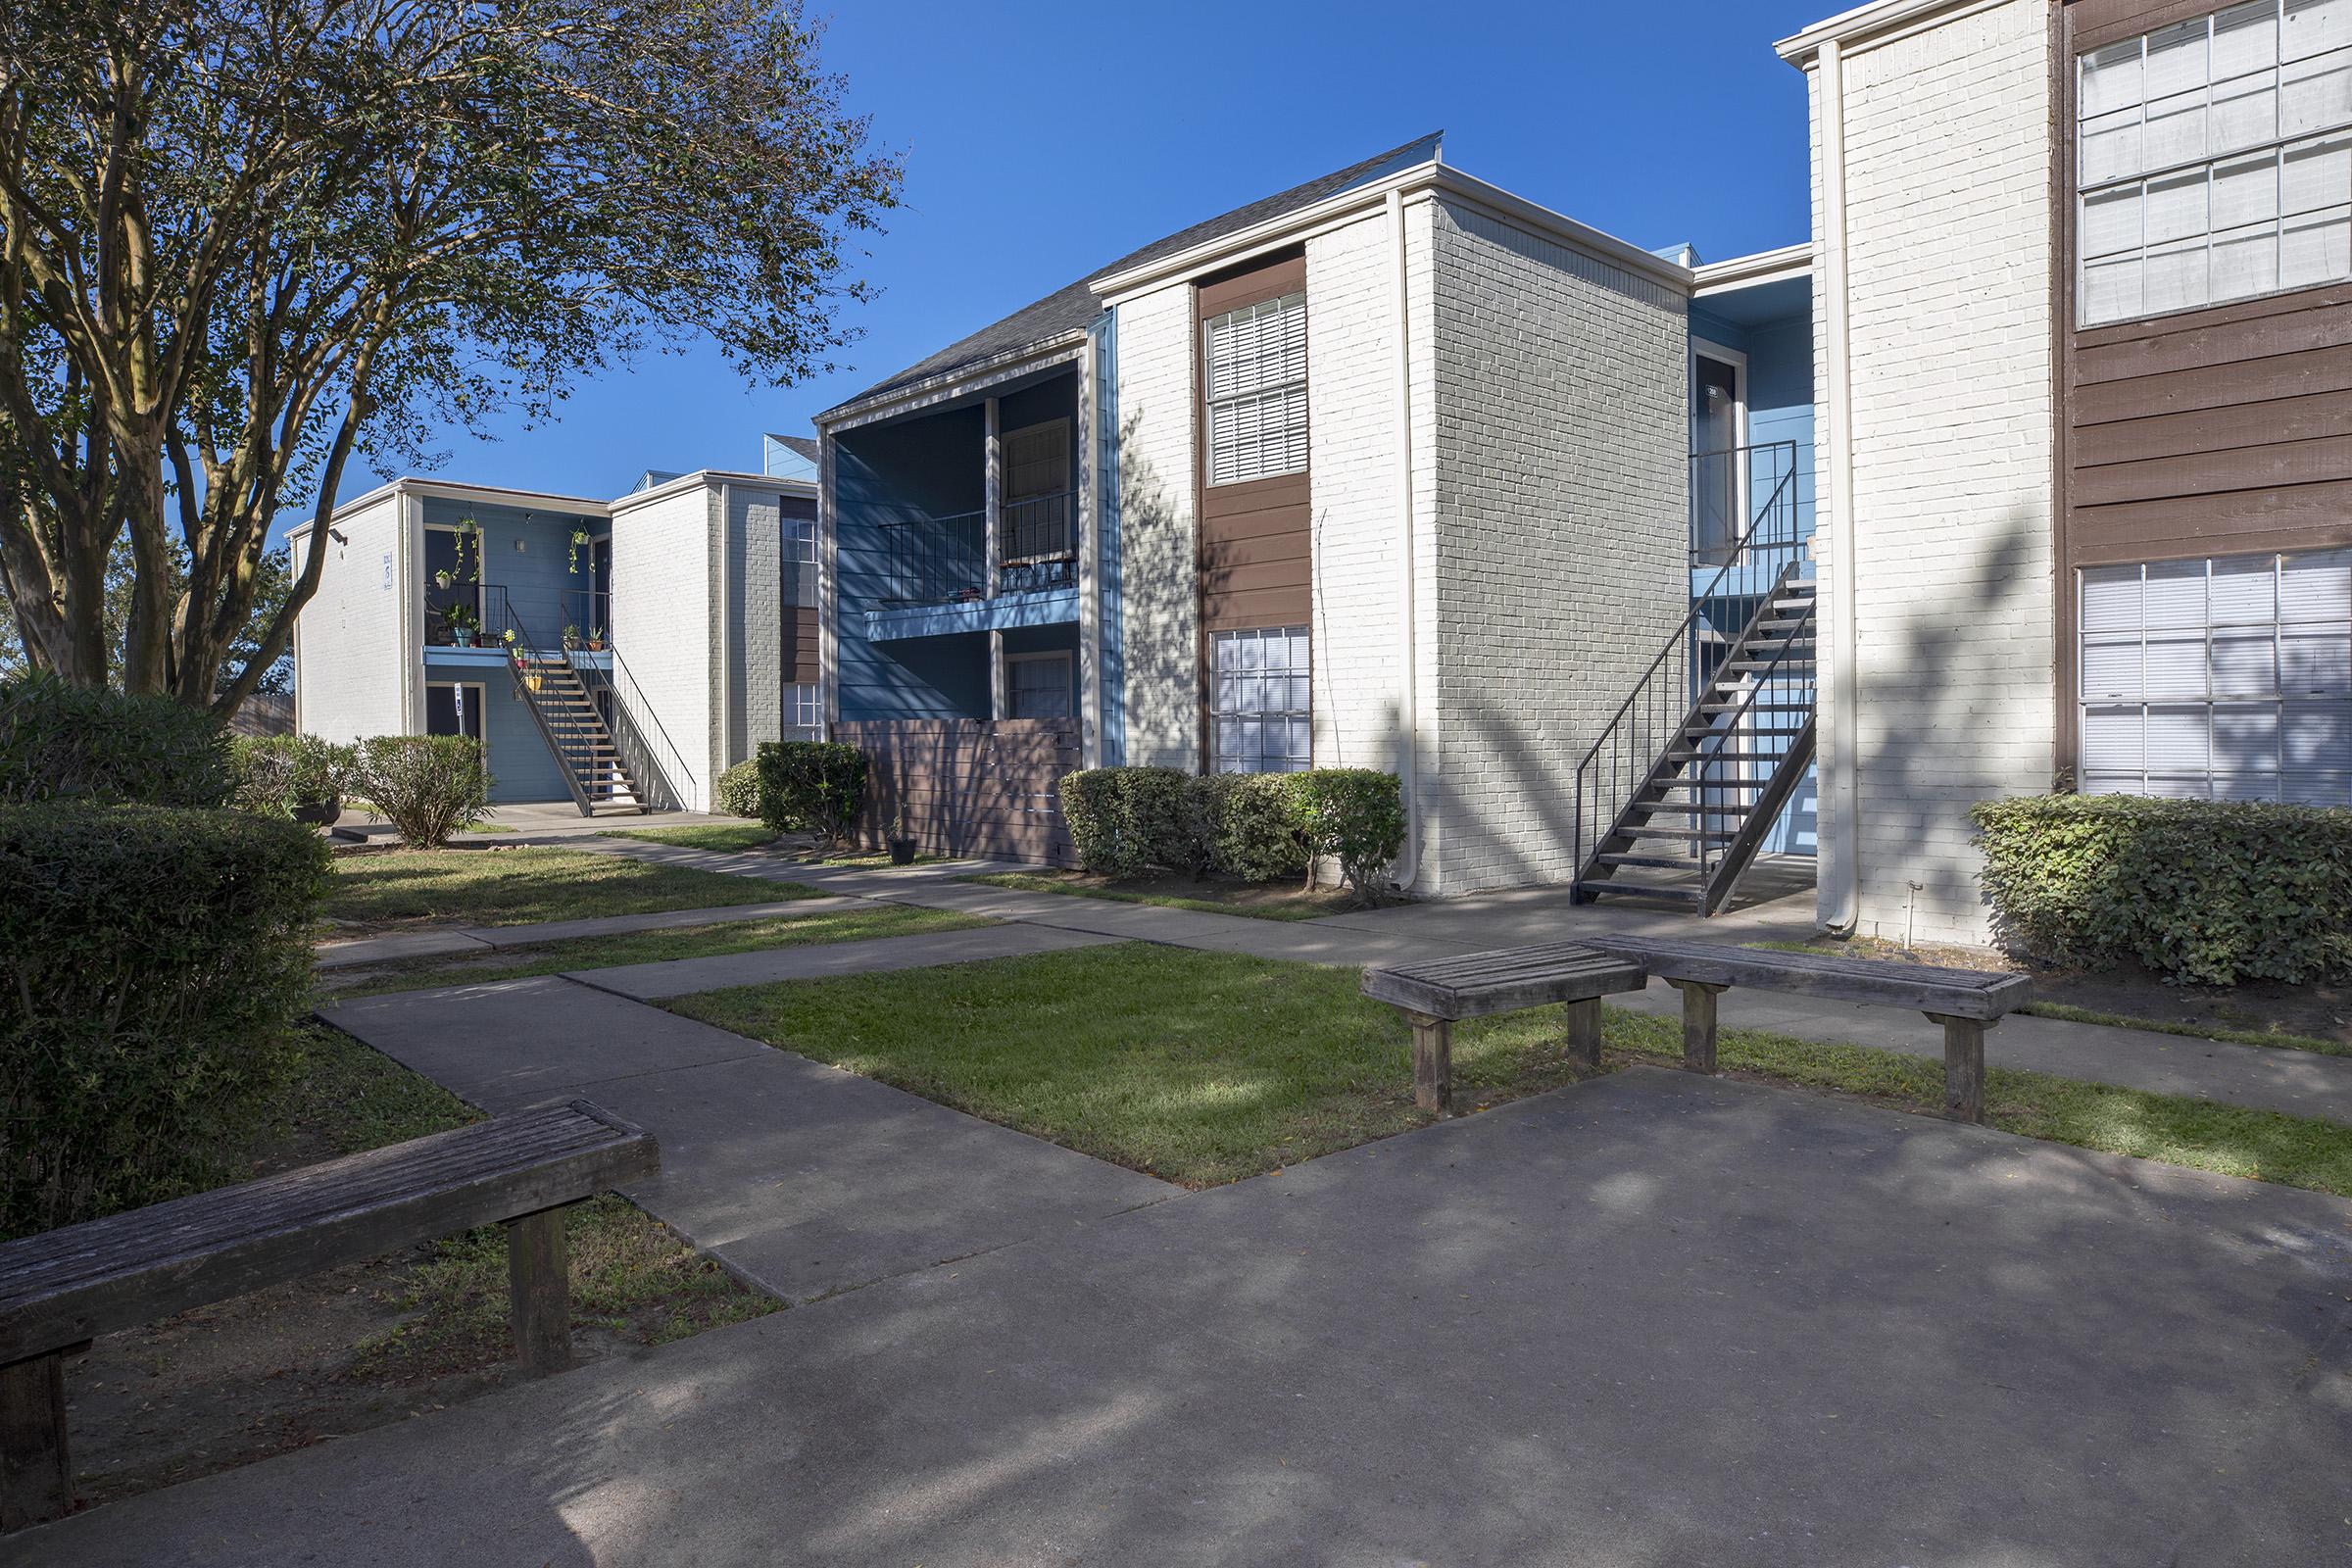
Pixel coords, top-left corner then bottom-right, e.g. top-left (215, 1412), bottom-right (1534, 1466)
top-left (825, 133), bottom-right (1444, 418)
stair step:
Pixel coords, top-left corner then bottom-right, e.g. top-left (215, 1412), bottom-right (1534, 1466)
top-left (1635, 804), bottom-right (1763, 819)
top-left (1595, 852), bottom-right (1705, 870)
top-left (1664, 749), bottom-right (1795, 762)
top-left (1621, 825), bottom-right (1738, 842)
top-left (1579, 880), bottom-right (1705, 906)
top-left (1698, 701), bottom-right (1812, 714)
top-left (1682, 723), bottom-right (1806, 737)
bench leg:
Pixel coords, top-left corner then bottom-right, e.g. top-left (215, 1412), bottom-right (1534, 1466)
top-left (1, 1350), bottom-right (71, 1528)
top-left (1406, 1012), bottom-right (1453, 1114)
top-left (1564, 998), bottom-right (1602, 1071)
top-left (1929, 1013), bottom-right (1989, 1125)
top-left (507, 1206), bottom-right (573, 1376)
top-left (1669, 981), bottom-right (1726, 1075)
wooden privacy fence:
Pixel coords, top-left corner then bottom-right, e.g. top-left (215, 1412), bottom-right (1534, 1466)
top-left (835, 718), bottom-right (1080, 866)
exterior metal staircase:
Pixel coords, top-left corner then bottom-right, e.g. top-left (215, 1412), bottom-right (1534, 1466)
top-left (1571, 442), bottom-right (1815, 915)
top-left (512, 653), bottom-right (648, 816)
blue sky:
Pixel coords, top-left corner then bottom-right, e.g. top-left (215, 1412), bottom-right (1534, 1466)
top-left (320, 0), bottom-right (1829, 535)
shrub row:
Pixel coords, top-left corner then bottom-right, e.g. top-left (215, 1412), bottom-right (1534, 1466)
top-left (756, 740), bottom-right (868, 842)
top-left (1971, 793), bottom-right (2352, 986)
top-left (1060, 766), bottom-right (1403, 904)
top-left (230, 733), bottom-right (358, 818)
top-left (1, 802), bottom-right (330, 1237)
top-left (0, 671), bottom-right (231, 808)
top-left (714, 759), bottom-right (761, 819)
top-left (353, 734), bottom-right (490, 848)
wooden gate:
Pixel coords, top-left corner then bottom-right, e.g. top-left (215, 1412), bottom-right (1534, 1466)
top-left (834, 718), bottom-right (1080, 866)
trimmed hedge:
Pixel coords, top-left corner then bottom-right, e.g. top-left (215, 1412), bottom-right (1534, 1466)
top-left (756, 741), bottom-right (868, 843)
top-left (1972, 793), bottom-right (2352, 986)
top-left (355, 735), bottom-right (490, 848)
top-left (2, 803), bottom-right (330, 1237)
top-left (713, 759), bottom-right (761, 819)
top-left (1061, 766), bottom-right (1396, 901)
top-left (231, 733), bottom-right (358, 817)
top-left (0, 671), bottom-right (232, 808)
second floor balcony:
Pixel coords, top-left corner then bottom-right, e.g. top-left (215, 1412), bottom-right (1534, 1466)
top-left (876, 490), bottom-right (1077, 609)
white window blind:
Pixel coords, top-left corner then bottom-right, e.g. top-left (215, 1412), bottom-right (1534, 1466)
top-left (1008, 654), bottom-right (1073, 719)
top-left (1210, 626), bottom-right (1311, 773)
top-left (1203, 292), bottom-right (1307, 485)
top-left (2078, 0), bottom-right (2352, 325)
top-left (1003, 420), bottom-right (1069, 504)
top-left (2080, 548), bottom-right (2352, 803)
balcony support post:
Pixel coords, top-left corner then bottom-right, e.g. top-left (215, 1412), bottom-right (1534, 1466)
top-left (983, 396), bottom-right (1002, 601)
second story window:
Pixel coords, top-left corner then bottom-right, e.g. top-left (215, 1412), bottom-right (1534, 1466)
top-left (2078, 0), bottom-right (2352, 326)
top-left (784, 516), bottom-right (817, 609)
top-left (1203, 291), bottom-right (1307, 484)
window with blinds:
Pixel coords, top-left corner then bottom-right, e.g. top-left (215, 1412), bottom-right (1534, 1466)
top-left (1003, 420), bottom-right (1069, 504)
top-left (783, 516), bottom-right (817, 609)
top-left (1210, 625), bottom-right (1311, 773)
top-left (2077, 0), bottom-right (2352, 326)
top-left (2079, 549), bottom-right (2352, 804)
top-left (1203, 292), bottom-right (1307, 485)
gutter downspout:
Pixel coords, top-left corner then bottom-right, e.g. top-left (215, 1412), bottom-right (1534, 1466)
top-left (1387, 188), bottom-right (1425, 893)
top-left (1819, 36), bottom-right (1861, 935)
top-left (715, 480), bottom-right (733, 813)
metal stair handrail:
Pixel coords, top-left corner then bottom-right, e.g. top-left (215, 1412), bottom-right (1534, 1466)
top-left (1691, 589), bottom-right (1818, 912)
top-left (1571, 451), bottom-right (1808, 899)
top-left (485, 589), bottom-right (599, 817)
top-left (577, 643), bottom-right (699, 813)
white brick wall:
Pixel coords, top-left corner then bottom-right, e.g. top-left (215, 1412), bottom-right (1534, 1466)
top-left (610, 485), bottom-right (715, 809)
top-left (1815, 0), bottom-right (2057, 946)
top-left (1112, 281), bottom-right (1201, 769)
top-left (729, 486), bottom-right (785, 763)
top-left (290, 495), bottom-right (410, 745)
top-left (1423, 199), bottom-right (1691, 897)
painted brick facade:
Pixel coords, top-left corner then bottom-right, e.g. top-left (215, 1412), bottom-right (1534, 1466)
top-left (1810, 0), bottom-right (2057, 946)
top-left (1425, 199), bottom-right (1691, 897)
top-left (291, 494), bottom-right (409, 745)
top-left (1111, 281), bottom-right (1202, 770)
top-left (611, 484), bottom-right (716, 809)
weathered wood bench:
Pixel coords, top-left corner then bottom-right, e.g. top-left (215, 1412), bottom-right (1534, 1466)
top-left (0, 1099), bottom-right (657, 1529)
top-left (1581, 936), bottom-right (2033, 1123)
top-left (1361, 944), bottom-right (1650, 1114)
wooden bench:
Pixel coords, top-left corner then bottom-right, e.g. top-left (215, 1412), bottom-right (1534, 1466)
top-left (0, 1099), bottom-right (657, 1528)
top-left (1361, 944), bottom-right (1649, 1114)
top-left (1581, 936), bottom-right (2033, 1123)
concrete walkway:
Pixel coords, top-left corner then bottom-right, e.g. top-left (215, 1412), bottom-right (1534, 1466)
top-left (317, 897), bottom-right (856, 969)
top-left (27, 1067), bottom-right (2351, 1565)
top-left (572, 922), bottom-right (1122, 1002)
top-left (560, 836), bottom-right (2352, 1126)
top-left (323, 975), bottom-right (1175, 1304)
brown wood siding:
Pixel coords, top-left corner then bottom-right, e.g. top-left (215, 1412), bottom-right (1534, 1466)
top-left (834, 718), bottom-right (1080, 866)
top-left (780, 606), bottom-right (819, 684)
top-left (2054, 0), bottom-right (2352, 768)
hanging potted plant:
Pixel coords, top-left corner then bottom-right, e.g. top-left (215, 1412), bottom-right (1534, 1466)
top-left (567, 526), bottom-right (591, 575)
top-left (886, 804), bottom-right (918, 865)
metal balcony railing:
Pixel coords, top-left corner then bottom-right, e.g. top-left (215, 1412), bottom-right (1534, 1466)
top-left (877, 490), bottom-right (1079, 608)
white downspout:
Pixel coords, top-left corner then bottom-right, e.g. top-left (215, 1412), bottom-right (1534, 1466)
top-left (715, 480), bottom-right (733, 812)
top-left (1819, 36), bottom-right (1861, 934)
top-left (1387, 188), bottom-right (1424, 892)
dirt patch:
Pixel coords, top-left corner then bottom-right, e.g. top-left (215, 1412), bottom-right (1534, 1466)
top-left (1750, 933), bottom-right (2352, 1051)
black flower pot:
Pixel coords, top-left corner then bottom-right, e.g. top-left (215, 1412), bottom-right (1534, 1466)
top-left (887, 838), bottom-right (918, 866)
top-left (292, 794), bottom-right (342, 828)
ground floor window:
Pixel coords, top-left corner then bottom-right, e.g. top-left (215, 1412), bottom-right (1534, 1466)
top-left (1007, 652), bottom-right (1073, 719)
top-left (1210, 625), bottom-right (1310, 773)
top-left (784, 681), bottom-right (822, 742)
top-left (2079, 548), bottom-right (2351, 805)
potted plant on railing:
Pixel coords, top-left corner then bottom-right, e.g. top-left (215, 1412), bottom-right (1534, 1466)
top-left (586, 625), bottom-right (607, 653)
top-left (562, 622), bottom-right (582, 652)
top-left (886, 804), bottom-right (918, 865)
top-left (446, 604), bottom-right (480, 647)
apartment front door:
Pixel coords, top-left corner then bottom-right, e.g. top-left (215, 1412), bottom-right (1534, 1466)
top-left (1691, 345), bottom-right (1746, 564)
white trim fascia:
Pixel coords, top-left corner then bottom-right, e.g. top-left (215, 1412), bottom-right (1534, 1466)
top-left (1091, 162), bottom-right (1696, 308)
top-left (609, 468), bottom-right (816, 515)
top-left (1776, 0), bottom-right (2009, 66)
top-left (818, 335), bottom-right (1091, 434)
top-left (1692, 242), bottom-right (1816, 296)
top-left (308, 476), bottom-right (615, 538)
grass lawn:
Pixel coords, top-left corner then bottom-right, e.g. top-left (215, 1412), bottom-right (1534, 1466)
top-left (670, 945), bottom-right (2352, 1200)
top-left (601, 823), bottom-right (779, 853)
top-left (963, 868), bottom-right (1355, 922)
top-left (326, 905), bottom-right (996, 997)
top-left (325, 845), bottom-right (813, 930)
top-left (2015, 1000), bottom-right (2349, 1058)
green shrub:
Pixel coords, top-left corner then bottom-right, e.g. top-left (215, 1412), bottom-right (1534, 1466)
top-left (1061, 766), bottom-right (1217, 877)
top-left (1, 802), bottom-right (330, 1237)
top-left (713, 759), bottom-right (761, 819)
top-left (1288, 769), bottom-right (1405, 905)
top-left (231, 733), bottom-right (358, 817)
top-left (1971, 793), bottom-right (2352, 986)
top-left (1210, 772), bottom-right (1309, 884)
top-left (756, 741), bottom-right (867, 843)
top-left (355, 735), bottom-right (491, 848)
top-left (0, 671), bottom-right (231, 807)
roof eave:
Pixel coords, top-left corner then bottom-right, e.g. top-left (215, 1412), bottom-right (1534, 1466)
top-left (1775, 0), bottom-right (1995, 66)
top-left (1691, 242), bottom-right (1816, 295)
top-left (815, 326), bottom-right (1095, 432)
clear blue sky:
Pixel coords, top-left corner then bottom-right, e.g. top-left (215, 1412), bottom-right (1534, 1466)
top-left (318, 0), bottom-right (1829, 534)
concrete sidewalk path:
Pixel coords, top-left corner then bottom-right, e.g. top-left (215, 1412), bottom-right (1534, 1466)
top-left (322, 977), bottom-right (1175, 1302)
top-left (317, 897), bottom-right (853, 969)
top-left (25, 1068), bottom-right (2350, 1566)
top-left (572, 922), bottom-right (1123, 1001)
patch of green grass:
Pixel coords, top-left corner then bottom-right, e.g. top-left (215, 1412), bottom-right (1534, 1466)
top-left (812, 848), bottom-right (951, 868)
top-left (2017, 1000), bottom-right (2349, 1057)
top-left (458, 820), bottom-right (514, 834)
top-left (257, 1025), bottom-right (481, 1171)
top-left (672, 945), bottom-right (2352, 1200)
top-left (326, 846), bottom-right (813, 929)
top-left (601, 823), bottom-right (779, 853)
top-left (962, 869), bottom-right (1350, 922)
top-left (328, 906), bottom-right (995, 996)
top-left (350, 1195), bottom-right (776, 1381)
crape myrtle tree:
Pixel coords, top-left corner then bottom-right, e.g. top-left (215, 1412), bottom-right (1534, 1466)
top-left (0, 0), bottom-right (896, 713)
